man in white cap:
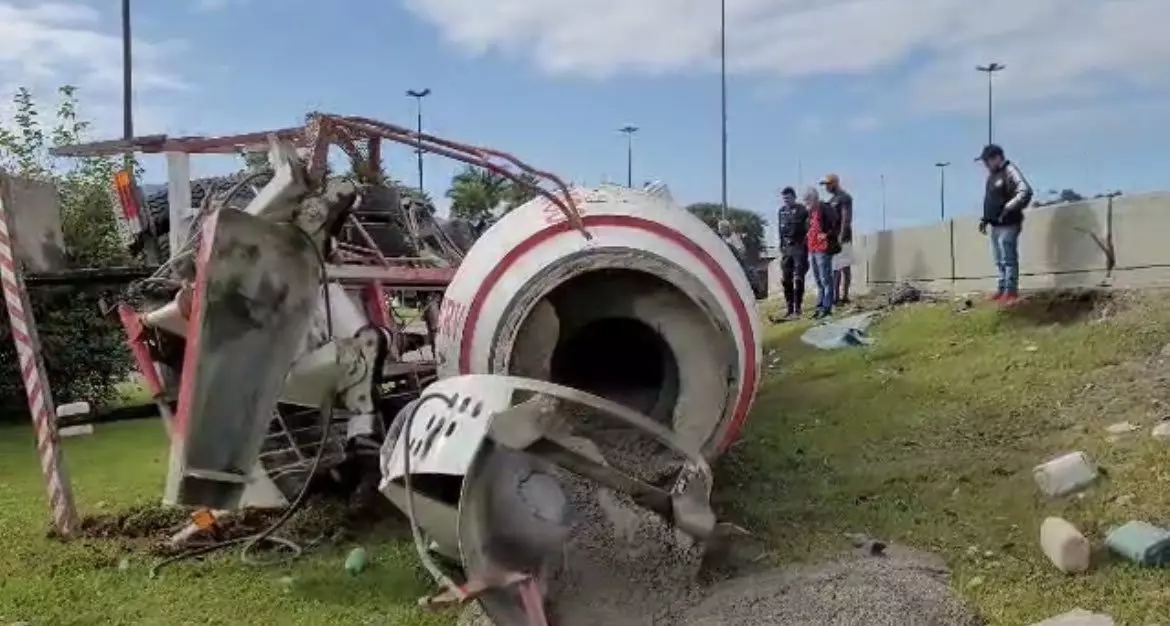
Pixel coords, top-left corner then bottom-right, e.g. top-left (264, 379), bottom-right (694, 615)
top-left (820, 173), bottom-right (854, 306)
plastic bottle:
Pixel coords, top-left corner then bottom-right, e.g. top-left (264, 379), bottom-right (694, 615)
top-left (1039, 517), bottom-right (1091, 574)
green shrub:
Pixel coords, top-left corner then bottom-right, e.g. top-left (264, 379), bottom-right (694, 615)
top-left (0, 86), bottom-right (136, 422)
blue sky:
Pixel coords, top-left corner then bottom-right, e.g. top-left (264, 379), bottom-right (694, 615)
top-left (2, 0), bottom-right (1169, 241)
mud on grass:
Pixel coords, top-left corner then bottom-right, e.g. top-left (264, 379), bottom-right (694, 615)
top-left (73, 495), bottom-right (410, 555)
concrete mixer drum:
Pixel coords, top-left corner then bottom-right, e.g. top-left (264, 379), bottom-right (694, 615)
top-left (436, 184), bottom-right (761, 462)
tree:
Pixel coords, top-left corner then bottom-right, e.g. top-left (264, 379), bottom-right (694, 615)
top-left (501, 172), bottom-right (540, 213)
top-left (0, 86), bottom-right (134, 418)
top-left (447, 166), bottom-right (508, 222)
top-left (445, 166), bottom-right (539, 221)
top-left (685, 203), bottom-right (766, 263)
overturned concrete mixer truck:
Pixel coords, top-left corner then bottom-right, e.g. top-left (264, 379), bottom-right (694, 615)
top-left (57, 113), bottom-right (762, 624)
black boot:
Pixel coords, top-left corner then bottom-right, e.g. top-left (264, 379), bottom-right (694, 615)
top-left (793, 280), bottom-right (805, 316)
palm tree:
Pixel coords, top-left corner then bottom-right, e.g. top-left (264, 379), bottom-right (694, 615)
top-left (446, 165), bottom-right (509, 222)
top-left (501, 172), bottom-right (541, 213)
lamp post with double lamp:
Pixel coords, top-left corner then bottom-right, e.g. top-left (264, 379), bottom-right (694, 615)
top-left (406, 88), bottom-right (431, 192)
top-left (934, 162), bottom-right (950, 220)
top-left (618, 125), bottom-right (638, 187)
top-left (975, 63), bottom-right (1005, 145)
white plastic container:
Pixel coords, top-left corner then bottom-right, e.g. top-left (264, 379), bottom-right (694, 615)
top-left (1033, 451), bottom-right (1098, 497)
top-left (1039, 517), bottom-right (1091, 574)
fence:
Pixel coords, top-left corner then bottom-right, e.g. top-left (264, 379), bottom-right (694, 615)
top-left (767, 191), bottom-right (1170, 296)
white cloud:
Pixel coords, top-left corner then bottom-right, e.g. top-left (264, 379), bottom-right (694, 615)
top-left (0, 2), bottom-right (187, 138)
top-left (403, 0), bottom-right (1170, 115)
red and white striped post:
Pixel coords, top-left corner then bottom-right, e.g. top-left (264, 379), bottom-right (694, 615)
top-left (0, 177), bottom-right (79, 537)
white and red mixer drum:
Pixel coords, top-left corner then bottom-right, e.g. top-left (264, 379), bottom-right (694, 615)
top-left (434, 183), bottom-right (762, 460)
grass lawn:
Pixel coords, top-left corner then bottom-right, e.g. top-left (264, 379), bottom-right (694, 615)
top-left (721, 290), bottom-right (1170, 625)
top-left (0, 421), bottom-right (449, 626)
top-left (3, 289), bottom-right (1170, 625)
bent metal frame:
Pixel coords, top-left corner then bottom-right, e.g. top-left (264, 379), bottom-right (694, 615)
top-left (13, 112), bottom-right (584, 536)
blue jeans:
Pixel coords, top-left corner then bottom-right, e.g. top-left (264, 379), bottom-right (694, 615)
top-left (810, 252), bottom-right (835, 313)
top-left (990, 224), bottom-right (1021, 295)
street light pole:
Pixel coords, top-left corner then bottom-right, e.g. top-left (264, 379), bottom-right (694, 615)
top-left (719, 0), bottom-right (728, 218)
top-left (618, 126), bottom-right (638, 187)
top-left (121, 0), bottom-right (133, 147)
top-left (975, 63), bottom-right (1005, 145)
top-left (406, 89), bottom-right (431, 192)
top-left (935, 162), bottom-right (950, 220)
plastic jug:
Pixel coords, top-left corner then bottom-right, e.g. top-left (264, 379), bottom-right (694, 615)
top-left (1033, 452), bottom-right (1098, 497)
top-left (1105, 521), bottom-right (1170, 566)
top-left (1039, 517), bottom-right (1091, 573)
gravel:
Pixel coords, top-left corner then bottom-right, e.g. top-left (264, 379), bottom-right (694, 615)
top-left (680, 545), bottom-right (983, 626)
top-left (460, 406), bottom-right (982, 625)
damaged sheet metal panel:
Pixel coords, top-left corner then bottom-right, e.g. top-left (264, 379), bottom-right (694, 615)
top-left (166, 208), bottom-right (322, 509)
top-left (0, 173), bottom-right (67, 272)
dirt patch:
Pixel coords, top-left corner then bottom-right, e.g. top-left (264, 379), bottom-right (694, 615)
top-left (74, 505), bottom-right (190, 540)
top-left (1005, 288), bottom-right (1118, 326)
top-left (72, 494), bottom-right (408, 555)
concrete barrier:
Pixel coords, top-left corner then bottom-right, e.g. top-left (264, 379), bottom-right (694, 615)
top-left (766, 191), bottom-right (1170, 296)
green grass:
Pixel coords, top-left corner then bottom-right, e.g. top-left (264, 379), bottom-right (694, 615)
top-left (5, 291), bottom-right (1170, 624)
top-left (720, 291), bottom-right (1170, 625)
top-left (0, 421), bottom-right (450, 626)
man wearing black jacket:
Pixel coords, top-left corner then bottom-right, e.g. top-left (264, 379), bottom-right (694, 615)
top-left (976, 144), bottom-right (1033, 304)
top-left (776, 187), bottom-right (809, 318)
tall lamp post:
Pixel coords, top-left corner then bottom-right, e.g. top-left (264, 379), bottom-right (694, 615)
top-left (120, 0), bottom-right (160, 262)
top-left (934, 162), bottom-right (950, 220)
top-left (618, 125), bottom-right (638, 187)
top-left (719, 0), bottom-right (728, 218)
top-left (975, 63), bottom-right (1005, 145)
top-left (121, 0), bottom-right (133, 147)
top-left (406, 88), bottom-right (431, 192)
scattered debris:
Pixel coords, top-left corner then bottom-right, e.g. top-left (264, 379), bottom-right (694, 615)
top-left (1029, 609), bottom-right (1114, 626)
top-left (1152, 421), bottom-right (1170, 440)
top-left (801, 313), bottom-right (876, 351)
top-left (1024, 344), bottom-right (1039, 353)
top-left (1104, 521), bottom-right (1170, 566)
top-left (1039, 517), bottom-right (1091, 574)
top-left (1033, 452), bottom-right (1099, 497)
top-left (888, 283), bottom-right (922, 306)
